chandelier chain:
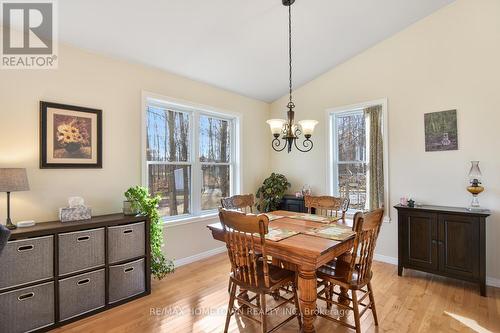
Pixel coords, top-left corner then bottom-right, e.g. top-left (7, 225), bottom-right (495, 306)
top-left (288, 3), bottom-right (293, 105)
top-left (268, 0), bottom-right (315, 154)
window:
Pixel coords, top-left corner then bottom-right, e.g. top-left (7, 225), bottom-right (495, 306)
top-left (333, 110), bottom-right (367, 210)
top-left (199, 115), bottom-right (231, 210)
top-left (143, 94), bottom-right (239, 221)
top-left (327, 99), bottom-right (389, 219)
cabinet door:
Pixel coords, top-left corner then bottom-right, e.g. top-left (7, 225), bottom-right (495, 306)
top-left (403, 211), bottom-right (439, 271)
top-left (279, 197), bottom-right (306, 213)
top-left (438, 214), bottom-right (479, 279)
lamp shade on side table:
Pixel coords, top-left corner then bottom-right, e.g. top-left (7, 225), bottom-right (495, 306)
top-left (0, 168), bottom-right (30, 230)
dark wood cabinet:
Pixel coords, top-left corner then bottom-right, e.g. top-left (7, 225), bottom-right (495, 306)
top-left (395, 205), bottom-right (489, 296)
top-left (279, 195), bottom-right (307, 213)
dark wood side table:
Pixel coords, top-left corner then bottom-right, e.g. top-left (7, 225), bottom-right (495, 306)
top-left (279, 194), bottom-right (308, 213)
top-left (395, 204), bottom-right (490, 296)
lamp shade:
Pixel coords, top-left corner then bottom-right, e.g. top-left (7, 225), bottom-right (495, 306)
top-left (468, 161), bottom-right (482, 182)
top-left (0, 168), bottom-right (30, 192)
top-left (298, 120), bottom-right (318, 136)
top-left (266, 119), bottom-right (286, 136)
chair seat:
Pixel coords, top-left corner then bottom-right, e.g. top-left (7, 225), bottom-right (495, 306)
top-left (231, 262), bottom-right (294, 291)
top-left (323, 252), bottom-right (353, 269)
top-left (318, 256), bottom-right (371, 288)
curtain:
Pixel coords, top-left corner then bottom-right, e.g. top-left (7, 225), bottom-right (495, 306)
top-left (364, 105), bottom-right (384, 210)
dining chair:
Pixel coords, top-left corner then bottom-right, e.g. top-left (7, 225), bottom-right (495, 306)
top-left (219, 209), bottom-right (302, 333)
top-left (304, 195), bottom-right (350, 220)
top-left (316, 208), bottom-right (384, 333)
top-left (220, 194), bottom-right (255, 293)
top-left (221, 194), bottom-right (255, 213)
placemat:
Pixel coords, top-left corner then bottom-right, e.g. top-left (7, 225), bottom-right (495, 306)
top-left (264, 213), bottom-right (285, 221)
top-left (287, 213), bottom-right (342, 224)
top-left (254, 227), bottom-right (298, 241)
top-left (303, 224), bottom-right (355, 241)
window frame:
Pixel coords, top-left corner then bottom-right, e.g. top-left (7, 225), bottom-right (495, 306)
top-left (142, 91), bottom-right (242, 223)
top-left (326, 98), bottom-right (390, 222)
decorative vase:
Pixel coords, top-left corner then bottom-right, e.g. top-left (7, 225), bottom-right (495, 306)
top-left (123, 200), bottom-right (138, 215)
top-left (302, 184), bottom-right (311, 196)
top-left (65, 142), bottom-right (82, 153)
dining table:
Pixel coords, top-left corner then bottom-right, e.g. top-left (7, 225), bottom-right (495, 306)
top-left (207, 210), bottom-right (355, 333)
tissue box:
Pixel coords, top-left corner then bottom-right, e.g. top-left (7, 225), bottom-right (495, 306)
top-left (59, 206), bottom-right (92, 222)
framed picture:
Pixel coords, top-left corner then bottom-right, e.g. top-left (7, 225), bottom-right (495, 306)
top-left (40, 101), bottom-right (102, 168)
top-left (424, 109), bottom-right (458, 152)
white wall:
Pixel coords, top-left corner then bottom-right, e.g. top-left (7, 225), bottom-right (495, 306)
top-left (2, 0), bottom-right (498, 281)
top-left (269, 0), bottom-right (500, 280)
top-left (0, 43), bottom-right (270, 260)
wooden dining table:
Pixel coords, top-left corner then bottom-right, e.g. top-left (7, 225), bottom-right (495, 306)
top-left (207, 210), bottom-right (355, 333)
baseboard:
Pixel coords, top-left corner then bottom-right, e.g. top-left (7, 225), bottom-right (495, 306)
top-left (373, 253), bottom-right (398, 265)
top-left (174, 246), bottom-right (226, 267)
top-left (486, 277), bottom-right (500, 288)
top-left (373, 253), bottom-right (500, 288)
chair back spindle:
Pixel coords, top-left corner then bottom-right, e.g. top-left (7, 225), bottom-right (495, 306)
top-left (219, 209), bottom-right (270, 288)
top-left (348, 209), bottom-right (384, 284)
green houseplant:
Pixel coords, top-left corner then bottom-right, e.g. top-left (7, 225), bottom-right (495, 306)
top-left (124, 186), bottom-right (174, 279)
top-left (256, 173), bottom-right (291, 213)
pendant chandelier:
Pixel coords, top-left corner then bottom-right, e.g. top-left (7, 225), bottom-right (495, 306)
top-left (267, 0), bottom-right (318, 153)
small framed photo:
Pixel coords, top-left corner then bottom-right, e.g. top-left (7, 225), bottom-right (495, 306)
top-left (40, 101), bottom-right (102, 168)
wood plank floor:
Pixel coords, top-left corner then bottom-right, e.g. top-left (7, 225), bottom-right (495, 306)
top-left (52, 253), bottom-right (500, 333)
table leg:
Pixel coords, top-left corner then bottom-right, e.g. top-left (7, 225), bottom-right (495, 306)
top-left (337, 252), bottom-right (351, 306)
top-left (298, 267), bottom-right (317, 333)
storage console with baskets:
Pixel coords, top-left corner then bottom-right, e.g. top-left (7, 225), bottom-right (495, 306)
top-left (0, 214), bottom-right (151, 333)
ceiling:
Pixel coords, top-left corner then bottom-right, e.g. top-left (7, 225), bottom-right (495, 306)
top-left (55, 0), bottom-right (454, 102)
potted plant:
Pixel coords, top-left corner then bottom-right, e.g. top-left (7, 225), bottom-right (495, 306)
top-left (125, 186), bottom-right (174, 279)
top-left (256, 173), bottom-right (291, 213)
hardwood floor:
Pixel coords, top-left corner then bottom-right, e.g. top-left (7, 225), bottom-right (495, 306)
top-left (52, 253), bottom-right (500, 333)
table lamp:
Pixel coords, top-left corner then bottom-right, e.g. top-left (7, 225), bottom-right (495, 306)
top-left (0, 168), bottom-right (30, 230)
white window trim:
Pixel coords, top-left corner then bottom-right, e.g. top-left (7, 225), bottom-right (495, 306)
top-left (325, 98), bottom-right (390, 223)
top-left (141, 91), bottom-right (242, 224)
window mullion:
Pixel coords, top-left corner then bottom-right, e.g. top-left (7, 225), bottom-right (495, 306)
top-left (191, 111), bottom-right (201, 216)
top-left (231, 118), bottom-right (238, 195)
top-left (333, 114), bottom-right (340, 196)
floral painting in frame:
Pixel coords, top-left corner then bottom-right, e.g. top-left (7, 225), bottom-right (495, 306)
top-left (40, 101), bottom-right (102, 168)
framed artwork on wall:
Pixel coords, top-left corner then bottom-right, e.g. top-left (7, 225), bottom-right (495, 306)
top-left (424, 109), bottom-right (458, 152)
top-left (40, 101), bottom-right (102, 168)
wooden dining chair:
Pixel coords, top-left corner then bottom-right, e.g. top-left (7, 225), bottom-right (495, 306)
top-left (304, 195), bottom-right (350, 220)
top-left (221, 194), bottom-right (255, 213)
top-left (219, 209), bottom-right (302, 333)
top-left (220, 194), bottom-right (255, 293)
top-left (316, 208), bottom-right (384, 333)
